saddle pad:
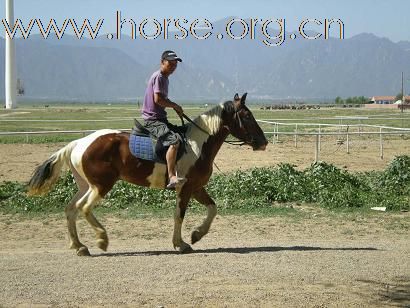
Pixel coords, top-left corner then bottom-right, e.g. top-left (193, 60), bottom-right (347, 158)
top-left (129, 134), bottom-right (156, 161)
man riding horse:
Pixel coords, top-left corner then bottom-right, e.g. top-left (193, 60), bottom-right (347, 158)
top-left (28, 47), bottom-right (268, 255)
top-left (141, 50), bottom-right (185, 189)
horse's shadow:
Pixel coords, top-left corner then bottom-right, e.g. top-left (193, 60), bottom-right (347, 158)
top-left (92, 245), bottom-right (379, 257)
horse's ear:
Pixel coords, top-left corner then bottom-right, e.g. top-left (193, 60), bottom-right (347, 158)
top-left (234, 93), bottom-right (240, 101)
top-left (241, 93), bottom-right (248, 105)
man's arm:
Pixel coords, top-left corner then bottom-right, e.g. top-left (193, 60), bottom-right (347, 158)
top-left (154, 92), bottom-right (184, 116)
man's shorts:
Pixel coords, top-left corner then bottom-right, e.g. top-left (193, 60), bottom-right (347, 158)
top-left (143, 119), bottom-right (182, 147)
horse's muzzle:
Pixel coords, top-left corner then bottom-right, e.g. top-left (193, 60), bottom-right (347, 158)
top-left (252, 139), bottom-right (268, 151)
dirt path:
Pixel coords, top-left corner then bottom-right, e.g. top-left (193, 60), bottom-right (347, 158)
top-left (0, 212), bottom-right (409, 307)
top-left (1, 141), bottom-right (409, 306)
top-left (1, 138), bottom-right (410, 183)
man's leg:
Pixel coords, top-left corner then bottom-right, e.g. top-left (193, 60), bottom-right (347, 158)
top-left (166, 141), bottom-right (180, 183)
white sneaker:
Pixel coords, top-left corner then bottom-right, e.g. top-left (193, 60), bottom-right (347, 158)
top-left (166, 177), bottom-right (187, 189)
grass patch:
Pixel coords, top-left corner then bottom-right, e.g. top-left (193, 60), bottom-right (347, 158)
top-left (1, 105), bottom-right (409, 145)
top-left (1, 156), bottom-right (409, 215)
top-left (0, 135), bottom-right (79, 144)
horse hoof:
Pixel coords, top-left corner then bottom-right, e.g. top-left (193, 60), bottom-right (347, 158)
top-left (179, 244), bottom-right (194, 254)
top-left (191, 230), bottom-right (201, 245)
top-left (76, 246), bottom-right (91, 256)
top-left (97, 239), bottom-right (109, 252)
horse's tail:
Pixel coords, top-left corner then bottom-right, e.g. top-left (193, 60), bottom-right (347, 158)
top-left (27, 140), bottom-right (77, 196)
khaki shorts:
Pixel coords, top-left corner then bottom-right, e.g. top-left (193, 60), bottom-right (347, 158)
top-left (143, 119), bottom-right (182, 147)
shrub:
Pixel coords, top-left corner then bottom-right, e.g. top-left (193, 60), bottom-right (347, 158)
top-left (1, 156), bottom-right (409, 213)
top-left (379, 155), bottom-right (410, 196)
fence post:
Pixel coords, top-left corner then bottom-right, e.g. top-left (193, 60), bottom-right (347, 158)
top-left (315, 134), bottom-right (319, 162)
top-left (379, 127), bottom-right (384, 159)
top-left (294, 124), bottom-right (298, 148)
top-left (276, 123), bottom-right (279, 143)
top-left (271, 123), bottom-right (276, 144)
top-left (346, 126), bottom-right (350, 154)
top-left (318, 125), bottom-right (321, 152)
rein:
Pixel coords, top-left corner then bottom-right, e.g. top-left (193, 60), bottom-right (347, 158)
top-left (179, 113), bottom-right (245, 146)
top-left (178, 113), bottom-right (234, 175)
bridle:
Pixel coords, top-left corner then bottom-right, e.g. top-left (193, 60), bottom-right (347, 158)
top-left (179, 105), bottom-right (248, 146)
top-left (178, 104), bottom-right (257, 173)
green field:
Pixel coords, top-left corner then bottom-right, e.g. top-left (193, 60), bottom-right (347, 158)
top-left (1, 103), bottom-right (409, 214)
top-left (1, 102), bottom-right (409, 143)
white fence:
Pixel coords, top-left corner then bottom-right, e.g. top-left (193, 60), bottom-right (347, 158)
top-left (259, 120), bottom-right (410, 161)
top-left (1, 119), bottom-right (410, 162)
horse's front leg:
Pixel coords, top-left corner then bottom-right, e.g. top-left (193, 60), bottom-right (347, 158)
top-left (191, 187), bottom-right (217, 245)
top-left (173, 186), bottom-right (193, 253)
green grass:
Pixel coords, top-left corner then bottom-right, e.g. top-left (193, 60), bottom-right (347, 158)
top-left (0, 134), bottom-right (84, 144)
top-left (1, 103), bottom-right (409, 143)
top-left (1, 156), bottom-right (409, 215)
top-left (91, 200), bottom-right (300, 219)
top-left (0, 103), bottom-right (213, 142)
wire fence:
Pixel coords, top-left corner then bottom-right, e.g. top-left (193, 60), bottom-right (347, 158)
top-left (259, 120), bottom-right (410, 162)
top-left (1, 119), bottom-right (409, 162)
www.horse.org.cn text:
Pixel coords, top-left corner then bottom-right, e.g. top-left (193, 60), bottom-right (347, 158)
top-left (2, 11), bottom-right (345, 47)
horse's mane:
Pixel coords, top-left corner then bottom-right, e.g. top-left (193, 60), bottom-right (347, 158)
top-left (187, 101), bottom-right (234, 136)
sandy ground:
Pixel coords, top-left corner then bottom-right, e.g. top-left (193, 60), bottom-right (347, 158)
top-left (1, 137), bottom-right (410, 183)
top-left (0, 141), bottom-right (409, 307)
top-left (0, 212), bottom-right (409, 307)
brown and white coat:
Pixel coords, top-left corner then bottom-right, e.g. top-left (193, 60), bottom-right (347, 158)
top-left (28, 93), bottom-right (268, 255)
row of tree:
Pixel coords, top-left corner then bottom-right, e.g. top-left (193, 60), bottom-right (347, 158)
top-left (334, 96), bottom-right (368, 105)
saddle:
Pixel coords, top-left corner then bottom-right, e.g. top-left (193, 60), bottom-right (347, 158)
top-left (129, 119), bottom-right (186, 164)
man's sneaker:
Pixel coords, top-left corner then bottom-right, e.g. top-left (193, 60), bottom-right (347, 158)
top-left (166, 177), bottom-right (187, 189)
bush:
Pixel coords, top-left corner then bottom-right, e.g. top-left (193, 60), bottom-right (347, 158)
top-left (304, 161), bottom-right (368, 208)
top-left (1, 156), bottom-right (409, 213)
top-left (379, 155), bottom-right (410, 196)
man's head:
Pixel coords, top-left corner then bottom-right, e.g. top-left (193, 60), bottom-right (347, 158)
top-left (160, 50), bottom-right (182, 76)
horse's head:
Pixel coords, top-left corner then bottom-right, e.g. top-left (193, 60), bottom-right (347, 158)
top-left (223, 93), bottom-right (268, 151)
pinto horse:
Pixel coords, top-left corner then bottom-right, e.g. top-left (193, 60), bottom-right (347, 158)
top-left (28, 93), bottom-right (268, 255)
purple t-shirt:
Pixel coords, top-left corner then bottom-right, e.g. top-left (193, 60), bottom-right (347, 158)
top-left (142, 70), bottom-right (169, 120)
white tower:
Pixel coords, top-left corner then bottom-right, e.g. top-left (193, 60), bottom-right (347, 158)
top-left (5, 0), bottom-right (17, 109)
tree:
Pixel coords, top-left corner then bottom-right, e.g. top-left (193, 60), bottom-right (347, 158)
top-left (358, 96), bottom-right (368, 104)
top-left (335, 96), bottom-right (343, 104)
top-left (395, 93), bottom-right (404, 102)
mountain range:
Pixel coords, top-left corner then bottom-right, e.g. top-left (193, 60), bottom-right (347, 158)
top-left (1, 18), bottom-right (410, 102)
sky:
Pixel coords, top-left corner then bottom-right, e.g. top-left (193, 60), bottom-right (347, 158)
top-left (1, 0), bottom-right (410, 42)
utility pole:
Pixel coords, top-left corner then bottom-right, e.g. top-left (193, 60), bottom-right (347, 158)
top-left (5, 0), bottom-right (17, 109)
top-left (400, 72), bottom-right (404, 113)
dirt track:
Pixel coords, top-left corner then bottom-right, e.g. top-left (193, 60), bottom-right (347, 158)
top-left (0, 143), bottom-right (409, 307)
top-left (1, 138), bottom-right (410, 183)
top-left (0, 211), bottom-right (409, 307)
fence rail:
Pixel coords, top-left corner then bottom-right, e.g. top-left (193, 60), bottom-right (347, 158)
top-left (0, 129), bottom-right (131, 136)
top-left (1, 122), bottom-right (409, 162)
top-left (260, 120), bottom-right (410, 162)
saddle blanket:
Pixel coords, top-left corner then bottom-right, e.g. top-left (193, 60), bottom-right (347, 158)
top-left (129, 134), bottom-right (157, 161)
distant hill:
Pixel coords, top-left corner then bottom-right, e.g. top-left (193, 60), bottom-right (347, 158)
top-left (1, 18), bottom-right (410, 102)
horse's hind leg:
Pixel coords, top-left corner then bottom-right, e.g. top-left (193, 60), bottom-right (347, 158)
top-left (191, 188), bottom-right (217, 245)
top-left (65, 166), bottom-right (90, 256)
